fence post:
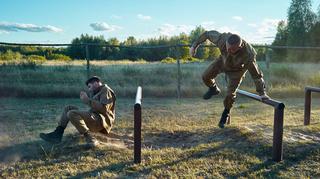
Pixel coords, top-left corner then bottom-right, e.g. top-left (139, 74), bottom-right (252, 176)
top-left (85, 45), bottom-right (90, 78)
top-left (174, 46), bottom-right (181, 100)
top-left (134, 86), bottom-right (142, 164)
top-left (272, 105), bottom-right (284, 162)
top-left (304, 89), bottom-right (311, 125)
top-left (266, 48), bottom-right (271, 70)
top-left (237, 89), bottom-right (285, 162)
top-left (177, 58), bottom-right (181, 100)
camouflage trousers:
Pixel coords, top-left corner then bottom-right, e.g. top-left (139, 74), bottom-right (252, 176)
top-left (58, 105), bottom-right (104, 134)
top-left (202, 58), bottom-right (264, 110)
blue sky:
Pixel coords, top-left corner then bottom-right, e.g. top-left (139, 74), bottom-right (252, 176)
top-left (0, 0), bottom-right (319, 44)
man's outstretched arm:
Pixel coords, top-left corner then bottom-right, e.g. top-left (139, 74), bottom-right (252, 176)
top-left (247, 61), bottom-right (270, 100)
top-left (190, 30), bottom-right (221, 57)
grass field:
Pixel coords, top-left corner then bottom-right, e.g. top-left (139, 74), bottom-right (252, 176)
top-left (0, 61), bottom-right (320, 177)
top-left (0, 96), bottom-right (320, 178)
top-left (0, 60), bottom-right (320, 98)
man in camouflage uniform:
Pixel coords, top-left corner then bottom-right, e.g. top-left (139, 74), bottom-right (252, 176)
top-left (190, 30), bottom-right (269, 128)
top-left (40, 76), bottom-right (116, 147)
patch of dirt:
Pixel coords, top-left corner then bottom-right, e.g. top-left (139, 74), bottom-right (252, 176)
top-left (94, 132), bottom-right (134, 149)
top-left (0, 132), bottom-right (134, 164)
top-left (244, 124), bottom-right (320, 143)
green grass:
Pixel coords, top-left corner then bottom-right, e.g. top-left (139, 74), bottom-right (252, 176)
top-left (0, 97), bottom-right (320, 178)
top-left (1, 60), bottom-right (320, 98)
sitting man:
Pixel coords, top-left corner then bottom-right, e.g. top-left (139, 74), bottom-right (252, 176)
top-left (40, 76), bottom-right (116, 147)
top-left (190, 30), bottom-right (269, 128)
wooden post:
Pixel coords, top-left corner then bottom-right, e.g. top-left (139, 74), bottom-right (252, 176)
top-left (237, 89), bottom-right (285, 162)
top-left (177, 58), bottom-right (181, 100)
top-left (134, 86), bottom-right (142, 164)
top-left (174, 47), bottom-right (181, 100)
top-left (304, 89), bottom-right (311, 125)
top-left (266, 48), bottom-right (271, 70)
top-left (273, 106), bottom-right (284, 162)
top-left (85, 45), bottom-right (90, 78)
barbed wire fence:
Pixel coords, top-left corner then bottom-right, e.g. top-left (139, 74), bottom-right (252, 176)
top-left (1, 41), bottom-right (320, 99)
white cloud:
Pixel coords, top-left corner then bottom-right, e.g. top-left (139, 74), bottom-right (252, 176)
top-left (111, 15), bottom-right (122, 19)
top-left (157, 23), bottom-right (194, 36)
top-left (232, 16), bottom-right (243, 21)
top-left (243, 18), bottom-right (281, 44)
top-left (257, 18), bottom-right (280, 36)
top-left (200, 21), bottom-right (215, 30)
top-left (0, 22), bottom-right (62, 33)
top-left (248, 23), bottom-right (258, 28)
top-left (217, 26), bottom-right (240, 34)
top-left (90, 22), bottom-right (122, 31)
top-left (137, 14), bottom-right (152, 20)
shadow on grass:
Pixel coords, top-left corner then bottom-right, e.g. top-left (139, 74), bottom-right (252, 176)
top-left (0, 134), bottom-right (92, 164)
top-left (72, 126), bottom-right (320, 178)
top-left (2, 126), bottom-right (320, 178)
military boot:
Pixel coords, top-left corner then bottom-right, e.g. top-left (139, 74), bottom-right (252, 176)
top-left (203, 85), bottom-right (221, 100)
top-left (84, 131), bottom-right (99, 148)
top-left (218, 108), bottom-right (230, 128)
top-left (40, 126), bottom-right (65, 143)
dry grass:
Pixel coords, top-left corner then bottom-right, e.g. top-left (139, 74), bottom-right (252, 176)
top-left (1, 61), bottom-right (320, 98)
top-left (0, 96), bottom-right (320, 178)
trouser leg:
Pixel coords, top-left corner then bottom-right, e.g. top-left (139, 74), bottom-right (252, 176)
top-left (202, 57), bottom-right (223, 87)
top-left (66, 110), bottom-right (104, 134)
top-left (58, 105), bottom-right (79, 128)
top-left (223, 75), bottom-right (244, 110)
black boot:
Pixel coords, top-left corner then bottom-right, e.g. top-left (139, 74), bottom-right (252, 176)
top-left (203, 85), bottom-right (221, 100)
top-left (40, 126), bottom-right (65, 143)
top-left (218, 109), bottom-right (230, 128)
top-left (84, 131), bottom-right (99, 148)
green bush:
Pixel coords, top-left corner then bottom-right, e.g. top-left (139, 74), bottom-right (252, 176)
top-left (26, 55), bottom-right (47, 62)
top-left (20, 55), bottom-right (47, 69)
top-left (47, 53), bottom-right (71, 61)
top-left (181, 57), bottom-right (203, 63)
top-left (0, 50), bottom-right (22, 61)
top-left (161, 57), bottom-right (176, 64)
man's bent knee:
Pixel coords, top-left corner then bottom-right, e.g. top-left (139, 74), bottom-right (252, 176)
top-left (64, 105), bottom-right (78, 112)
top-left (67, 110), bottom-right (80, 119)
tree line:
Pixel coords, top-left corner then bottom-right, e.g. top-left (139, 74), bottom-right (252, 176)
top-left (272, 0), bottom-right (320, 62)
top-left (1, 0), bottom-right (319, 62)
top-left (0, 26), bottom-right (265, 62)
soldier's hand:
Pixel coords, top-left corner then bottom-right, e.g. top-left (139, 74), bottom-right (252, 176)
top-left (189, 46), bottom-right (197, 57)
top-left (260, 94), bottom-right (270, 101)
top-left (80, 91), bottom-right (90, 104)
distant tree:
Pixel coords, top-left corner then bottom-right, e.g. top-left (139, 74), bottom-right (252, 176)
top-left (106, 37), bottom-right (120, 59)
top-left (189, 26), bottom-right (209, 59)
top-left (287, 0), bottom-right (316, 46)
top-left (120, 36), bottom-right (139, 60)
top-left (189, 26), bottom-right (206, 43)
top-left (67, 34), bottom-right (107, 60)
top-left (272, 20), bottom-right (289, 61)
top-left (178, 33), bottom-right (190, 59)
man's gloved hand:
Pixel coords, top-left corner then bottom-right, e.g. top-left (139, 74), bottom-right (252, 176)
top-left (260, 93), bottom-right (270, 101)
top-left (189, 45), bottom-right (197, 57)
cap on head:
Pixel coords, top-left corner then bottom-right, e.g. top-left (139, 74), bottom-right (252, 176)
top-left (85, 76), bottom-right (102, 86)
top-left (227, 34), bottom-right (242, 46)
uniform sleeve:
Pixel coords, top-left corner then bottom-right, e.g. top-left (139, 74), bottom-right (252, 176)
top-left (192, 30), bottom-right (221, 48)
top-left (100, 89), bottom-right (114, 105)
top-left (247, 60), bottom-right (266, 95)
top-left (246, 42), bottom-right (257, 62)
